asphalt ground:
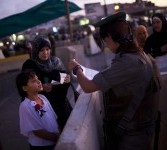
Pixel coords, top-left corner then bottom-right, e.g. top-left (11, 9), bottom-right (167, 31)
top-left (0, 71), bottom-right (29, 150)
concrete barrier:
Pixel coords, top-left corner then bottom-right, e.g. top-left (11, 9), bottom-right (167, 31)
top-left (0, 54), bottom-right (29, 73)
top-left (56, 44), bottom-right (88, 70)
top-left (55, 91), bottom-right (104, 150)
top-left (55, 66), bottom-right (103, 150)
top-left (55, 71), bottom-right (167, 150)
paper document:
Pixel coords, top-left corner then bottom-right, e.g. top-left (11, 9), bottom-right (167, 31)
top-left (51, 80), bottom-right (60, 85)
top-left (60, 73), bottom-right (67, 84)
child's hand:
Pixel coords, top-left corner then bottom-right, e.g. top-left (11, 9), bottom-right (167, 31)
top-left (63, 74), bottom-right (70, 83)
top-left (42, 83), bottom-right (52, 92)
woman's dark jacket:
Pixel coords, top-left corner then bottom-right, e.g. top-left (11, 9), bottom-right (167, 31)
top-left (144, 13), bottom-right (167, 57)
top-left (144, 31), bottom-right (167, 57)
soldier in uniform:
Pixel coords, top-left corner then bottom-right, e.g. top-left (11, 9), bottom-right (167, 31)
top-left (68, 11), bottom-right (161, 150)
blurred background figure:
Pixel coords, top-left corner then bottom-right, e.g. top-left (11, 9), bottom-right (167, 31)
top-left (24, 40), bottom-right (32, 58)
top-left (0, 48), bottom-right (5, 59)
top-left (144, 13), bottom-right (167, 57)
top-left (48, 33), bottom-right (56, 56)
top-left (83, 25), bottom-right (102, 56)
top-left (134, 25), bottom-right (149, 49)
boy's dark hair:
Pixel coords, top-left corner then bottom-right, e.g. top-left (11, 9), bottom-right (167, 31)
top-left (16, 70), bottom-right (36, 100)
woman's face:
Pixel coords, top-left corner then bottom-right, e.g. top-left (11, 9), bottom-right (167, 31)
top-left (38, 47), bottom-right (51, 60)
top-left (152, 18), bottom-right (162, 32)
top-left (103, 36), bottom-right (120, 53)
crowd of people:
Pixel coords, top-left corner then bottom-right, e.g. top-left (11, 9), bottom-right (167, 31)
top-left (13, 11), bottom-right (167, 150)
top-left (0, 27), bottom-right (87, 59)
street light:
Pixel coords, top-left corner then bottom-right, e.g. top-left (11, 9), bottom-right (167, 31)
top-left (114, 4), bottom-right (120, 12)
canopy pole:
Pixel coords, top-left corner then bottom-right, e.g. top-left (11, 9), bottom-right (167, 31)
top-left (104, 0), bottom-right (108, 16)
top-left (65, 0), bottom-right (73, 42)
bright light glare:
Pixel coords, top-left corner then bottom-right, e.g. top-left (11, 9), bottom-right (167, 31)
top-left (0, 42), bottom-right (4, 47)
top-left (88, 25), bottom-right (95, 32)
top-left (17, 35), bottom-right (25, 40)
top-left (114, 5), bottom-right (119, 10)
top-left (53, 27), bottom-right (58, 32)
top-left (12, 42), bottom-right (15, 45)
top-left (12, 34), bottom-right (17, 41)
top-left (80, 18), bottom-right (90, 25)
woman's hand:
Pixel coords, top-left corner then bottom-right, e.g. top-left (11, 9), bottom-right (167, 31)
top-left (42, 83), bottom-right (52, 92)
top-left (64, 74), bottom-right (70, 83)
top-left (68, 59), bottom-right (80, 71)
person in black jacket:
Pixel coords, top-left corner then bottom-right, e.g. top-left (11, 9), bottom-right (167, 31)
top-left (144, 13), bottom-right (167, 57)
top-left (22, 35), bottom-right (72, 131)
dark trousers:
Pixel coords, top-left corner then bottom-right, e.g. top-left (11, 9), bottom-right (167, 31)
top-left (104, 121), bottom-right (155, 150)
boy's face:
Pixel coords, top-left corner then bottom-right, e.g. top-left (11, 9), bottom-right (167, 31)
top-left (23, 75), bottom-right (43, 94)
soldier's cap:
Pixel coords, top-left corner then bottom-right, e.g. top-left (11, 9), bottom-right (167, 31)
top-left (95, 11), bottom-right (126, 27)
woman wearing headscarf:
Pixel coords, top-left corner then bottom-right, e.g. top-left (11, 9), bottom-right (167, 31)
top-left (68, 11), bottom-right (161, 150)
top-left (144, 13), bottom-right (167, 57)
top-left (22, 35), bottom-right (72, 131)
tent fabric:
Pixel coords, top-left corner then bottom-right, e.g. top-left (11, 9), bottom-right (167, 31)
top-left (0, 0), bottom-right (46, 20)
top-left (0, 0), bottom-right (81, 39)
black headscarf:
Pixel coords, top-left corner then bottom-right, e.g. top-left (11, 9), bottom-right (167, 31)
top-left (31, 35), bottom-right (65, 72)
top-left (152, 13), bottom-right (167, 34)
top-left (144, 13), bottom-right (167, 57)
top-left (32, 35), bottom-right (51, 59)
